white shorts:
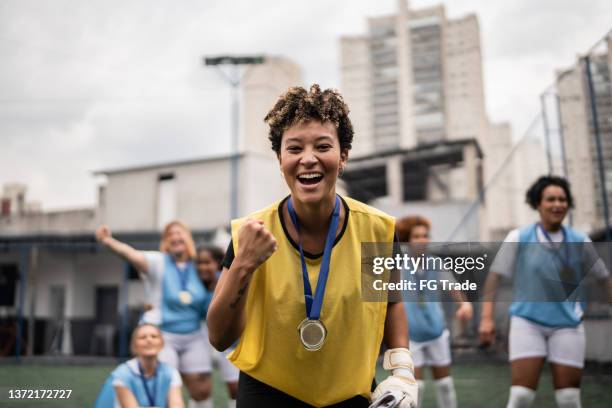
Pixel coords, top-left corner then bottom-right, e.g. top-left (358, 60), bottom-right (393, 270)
top-left (201, 324), bottom-right (239, 383)
top-left (159, 327), bottom-right (212, 374)
top-left (509, 315), bottom-right (585, 369)
top-left (410, 329), bottom-right (451, 368)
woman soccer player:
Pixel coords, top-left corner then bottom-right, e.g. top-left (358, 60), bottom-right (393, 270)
top-left (94, 323), bottom-right (184, 408)
top-left (207, 84), bottom-right (418, 407)
top-left (396, 215), bottom-right (472, 408)
top-left (479, 176), bottom-right (611, 408)
top-left (196, 245), bottom-right (239, 408)
top-left (96, 221), bottom-right (213, 408)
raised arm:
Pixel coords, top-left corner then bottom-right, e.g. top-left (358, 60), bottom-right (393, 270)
top-left (207, 219), bottom-right (277, 351)
top-left (96, 225), bottom-right (148, 274)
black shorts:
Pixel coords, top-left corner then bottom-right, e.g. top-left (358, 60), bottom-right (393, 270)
top-left (236, 371), bottom-right (372, 408)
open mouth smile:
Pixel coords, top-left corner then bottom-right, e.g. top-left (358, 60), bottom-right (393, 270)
top-left (297, 172), bottom-right (324, 185)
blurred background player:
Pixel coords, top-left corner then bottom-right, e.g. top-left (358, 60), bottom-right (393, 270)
top-left (196, 245), bottom-right (239, 408)
top-left (93, 323), bottom-right (184, 408)
top-left (96, 221), bottom-right (214, 408)
top-left (479, 176), bottom-right (612, 408)
top-left (396, 215), bottom-right (473, 408)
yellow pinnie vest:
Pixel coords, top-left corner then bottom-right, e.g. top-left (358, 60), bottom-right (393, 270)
top-left (228, 196), bottom-right (395, 407)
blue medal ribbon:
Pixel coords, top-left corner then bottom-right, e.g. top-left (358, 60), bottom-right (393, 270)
top-left (171, 258), bottom-right (190, 293)
top-left (537, 223), bottom-right (569, 264)
top-left (287, 195), bottom-right (340, 320)
top-left (137, 360), bottom-right (158, 407)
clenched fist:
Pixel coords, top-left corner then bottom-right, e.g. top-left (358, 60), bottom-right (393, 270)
top-left (234, 219), bottom-right (278, 272)
top-left (96, 225), bottom-right (113, 245)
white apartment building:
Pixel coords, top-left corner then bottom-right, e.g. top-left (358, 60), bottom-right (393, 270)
top-left (340, 0), bottom-right (513, 239)
top-left (341, 2), bottom-right (488, 155)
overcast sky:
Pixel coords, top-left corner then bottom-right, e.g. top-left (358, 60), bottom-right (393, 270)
top-left (1, 0), bottom-right (611, 210)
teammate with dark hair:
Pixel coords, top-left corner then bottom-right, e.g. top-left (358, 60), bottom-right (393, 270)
top-left (479, 176), bottom-right (611, 408)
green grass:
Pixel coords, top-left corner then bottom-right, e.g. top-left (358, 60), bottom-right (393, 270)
top-left (378, 363), bottom-right (612, 408)
top-left (0, 362), bottom-right (610, 407)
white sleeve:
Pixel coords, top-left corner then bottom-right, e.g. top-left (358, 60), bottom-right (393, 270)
top-left (583, 237), bottom-right (610, 280)
top-left (143, 251), bottom-right (165, 282)
top-left (490, 229), bottom-right (520, 278)
top-left (111, 378), bottom-right (126, 387)
top-left (170, 368), bottom-right (182, 387)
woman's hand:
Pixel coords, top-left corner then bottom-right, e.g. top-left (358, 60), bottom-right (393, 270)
top-left (95, 225), bottom-right (113, 245)
top-left (478, 316), bottom-right (496, 347)
top-left (455, 302), bottom-right (473, 321)
top-left (233, 219), bottom-right (278, 273)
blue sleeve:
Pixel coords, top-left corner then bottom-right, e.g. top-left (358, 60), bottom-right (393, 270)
top-left (111, 363), bottom-right (134, 388)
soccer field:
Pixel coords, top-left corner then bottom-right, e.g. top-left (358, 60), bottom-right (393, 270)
top-left (0, 362), bottom-right (610, 407)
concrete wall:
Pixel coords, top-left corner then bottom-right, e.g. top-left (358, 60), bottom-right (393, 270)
top-left (0, 208), bottom-right (98, 235)
top-left (340, 36), bottom-right (374, 157)
top-left (371, 198), bottom-right (479, 242)
top-left (444, 14), bottom-right (488, 144)
top-left (102, 154), bottom-right (289, 232)
top-left (483, 123), bottom-right (516, 238)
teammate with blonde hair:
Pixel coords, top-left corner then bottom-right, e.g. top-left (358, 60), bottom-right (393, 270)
top-left (96, 221), bottom-right (213, 408)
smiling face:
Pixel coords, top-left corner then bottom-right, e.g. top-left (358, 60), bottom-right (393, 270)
top-left (165, 224), bottom-right (188, 259)
top-left (409, 224), bottom-right (430, 254)
top-left (196, 249), bottom-right (219, 283)
top-left (537, 185), bottom-right (569, 228)
top-left (278, 120), bottom-right (348, 206)
top-left (131, 324), bottom-right (164, 358)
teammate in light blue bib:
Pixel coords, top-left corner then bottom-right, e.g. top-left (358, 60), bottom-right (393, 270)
top-left (93, 323), bottom-right (183, 408)
top-left (397, 215), bottom-right (473, 408)
top-left (96, 221), bottom-right (214, 407)
top-left (479, 176), bottom-right (611, 408)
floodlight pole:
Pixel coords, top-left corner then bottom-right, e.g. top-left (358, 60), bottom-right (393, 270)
top-left (204, 55), bottom-right (265, 220)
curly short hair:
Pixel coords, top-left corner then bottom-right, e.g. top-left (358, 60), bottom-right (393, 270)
top-left (396, 215), bottom-right (431, 242)
top-left (525, 175), bottom-right (574, 209)
top-left (264, 84), bottom-right (354, 155)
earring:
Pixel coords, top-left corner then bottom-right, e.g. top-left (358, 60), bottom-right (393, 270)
top-left (338, 166), bottom-right (345, 178)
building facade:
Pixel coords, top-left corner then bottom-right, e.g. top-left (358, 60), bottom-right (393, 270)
top-left (556, 38), bottom-right (612, 232)
top-left (341, 2), bottom-right (488, 156)
top-left (340, 0), bottom-right (513, 240)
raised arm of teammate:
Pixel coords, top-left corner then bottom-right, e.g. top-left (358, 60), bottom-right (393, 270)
top-left (95, 225), bottom-right (148, 274)
top-left (207, 219), bottom-right (277, 351)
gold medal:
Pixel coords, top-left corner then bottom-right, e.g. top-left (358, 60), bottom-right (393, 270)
top-left (298, 318), bottom-right (326, 351)
top-left (179, 290), bottom-right (192, 305)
